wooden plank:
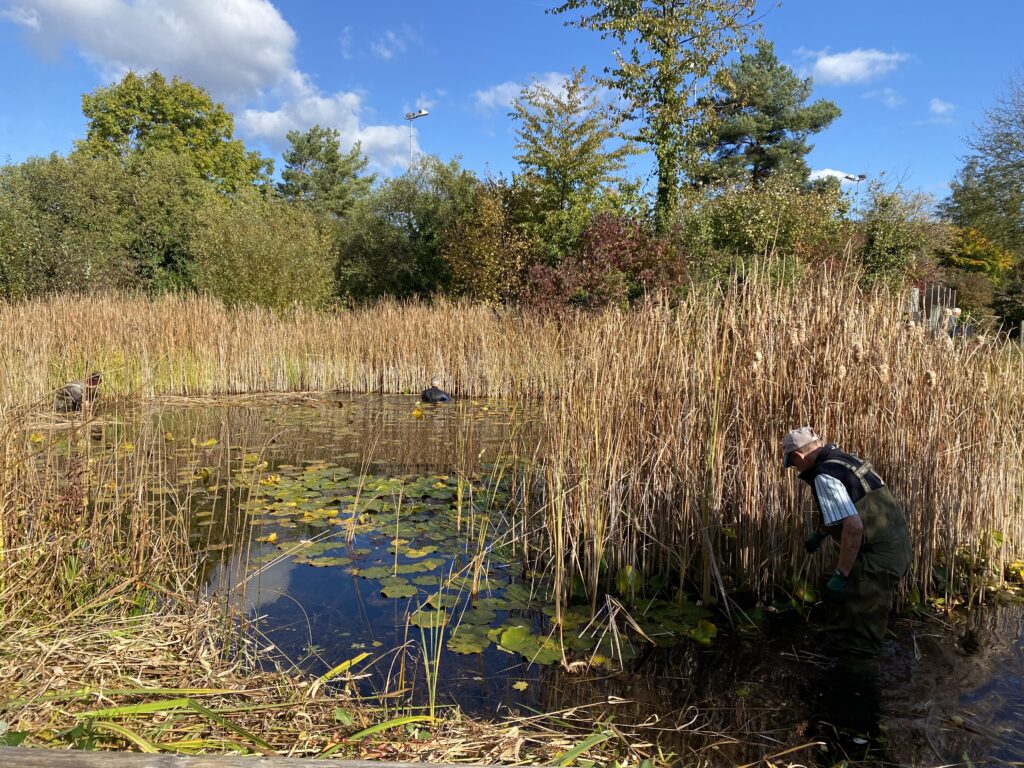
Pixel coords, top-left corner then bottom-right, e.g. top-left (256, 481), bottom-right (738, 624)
top-left (0, 748), bottom-right (516, 767)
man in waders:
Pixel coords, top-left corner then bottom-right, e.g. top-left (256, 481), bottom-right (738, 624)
top-left (781, 426), bottom-right (912, 658)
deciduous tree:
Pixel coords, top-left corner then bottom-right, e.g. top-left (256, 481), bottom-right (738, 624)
top-left (76, 71), bottom-right (272, 191)
top-left (550, 0), bottom-right (758, 228)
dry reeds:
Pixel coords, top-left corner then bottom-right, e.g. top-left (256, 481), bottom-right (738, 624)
top-left (518, 264), bottom-right (1024, 613)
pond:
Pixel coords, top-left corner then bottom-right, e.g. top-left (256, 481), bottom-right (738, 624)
top-left (54, 394), bottom-right (1024, 766)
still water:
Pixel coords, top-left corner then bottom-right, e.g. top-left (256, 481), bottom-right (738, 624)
top-left (83, 394), bottom-right (1024, 766)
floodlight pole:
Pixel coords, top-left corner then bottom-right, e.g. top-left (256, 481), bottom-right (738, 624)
top-left (404, 109), bottom-right (429, 169)
top-left (844, 173), bottom-right (868, 197)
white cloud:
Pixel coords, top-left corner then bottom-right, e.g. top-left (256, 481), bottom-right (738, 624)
top-left (864, 87), bottom-right (904, 109)
top-left (809, 169), bottom-right (864, 185)
top-left (239, 74), bottom-right (412, 171)
top-left (3, 0), bottom-right (413, 173)
top-left (1, 5), bottom-right (40, 29)
top-left (339, 26), bottom-right (354, 60)
top-left (800, 48), bottom-right (909, 85)
top-left (929, 98), bottom-right (955, 115)
top-left (5, 0), bottom-right (297, 99)
top-left (474, 71), bottom-right (569, 112)
top-left (370, 26), bottom-right (419, 61)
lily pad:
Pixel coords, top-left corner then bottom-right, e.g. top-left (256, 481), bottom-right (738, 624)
top-left (498, 625), bottom-right (562, 665)
top-left (447, 627), bottom-right (491, 655)
top-left (409, 609), bottom-right (448, 629)
top-left (382, 584), bottom-right (418, 599)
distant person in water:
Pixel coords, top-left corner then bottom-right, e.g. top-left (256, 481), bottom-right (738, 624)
top-left (55, 372), bottom-right (102, 413)
top-left (421, 377), bottom-right (451, 403)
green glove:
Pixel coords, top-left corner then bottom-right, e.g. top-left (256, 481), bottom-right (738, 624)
top-left (804, 530), bottom-right (826, 554)
top-left (826, 570), bottom-right (848, 602)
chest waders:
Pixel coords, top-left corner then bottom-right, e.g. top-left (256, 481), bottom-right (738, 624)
top-left (819, 456), bottom-right (912, 658)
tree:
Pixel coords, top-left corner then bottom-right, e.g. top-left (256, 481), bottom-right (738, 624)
top-left (440, 181), bottom-right (532, 302)
top-left (191, 188), bottom-right (335, 309)
top-left (510, 68), bottom-right (639, 261)
top-left (550, 0), bottom-right (758, 229)
top-left (336, 155), bottom-right (480, 300)
top-left (511, 68), bottom-right (637, 212)
top-left (701, 39), bottom-right (840, 186)
top-left (76, 71), bottom-right (272, 191)
top-left (859, 182), bottom-right (946, 285)
top-left (278, 125), bottom-right (375, 218)
top-left (0, 154), bottom-right (130, 298)
top-left (940, 227), bottom-right (1015, 281)
top-left (943, 75), bottom-right (1024, 259)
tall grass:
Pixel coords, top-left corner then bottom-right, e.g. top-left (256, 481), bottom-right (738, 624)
top-left (2, 269), bottom-right (1022, 614)
top-left (0, 293), bottom-right (568, 405)
top-left (519, 263), bottom-right (1024, 614)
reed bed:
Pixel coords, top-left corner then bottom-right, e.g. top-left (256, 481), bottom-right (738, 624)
top-left (2, 276), bottom-right (1023, 610)
top-left (0, 293), bottom-right (569, 406)
top-left (518, 264), bottom-right (1024, 613)
top-left (2, 269), bottom-right (1021, 762)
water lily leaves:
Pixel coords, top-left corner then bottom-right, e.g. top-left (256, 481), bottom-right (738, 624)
top-left (512, 681), bottom-right (529, 691)
top-left (401, 545), bottom-right (439, 559)
top-left (426, 592), bottom-right (460, 610)
top-left (395, 558), bottom-right (444, 574)
top-left (378, 576), bottom-right (410, 588)
top-left (413, 575), bottom-right (442, 587)
top-left (409, 609), bottom-right (448, 629)
top-left (460, 607), bottom-right (497, 625)
top-left (447, 626), bottom-right (491, 654)
top-left (500, 583), bottom-right (536, 610)
top-left (560, 629), bottom-right (597, 652)
top-left (355, 566), bottom-right (391, 579)
top-left (306, 556), bottom-right (353, 568)
top-left (686, 619), bottom-right (718, 645)
top-left (382, 584), bottom-right (418, 599)
top-left (498, 625), bottom-right (562, 665)
top-left (791, 576), bottom-right (817, 604)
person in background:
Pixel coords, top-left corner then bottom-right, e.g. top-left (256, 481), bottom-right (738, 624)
top-left (55, 372), bottom-right (102, 413)
top-left (421, 377), bottom-right (451, 404)
top-left (781, 426), bottom-right (912, 658)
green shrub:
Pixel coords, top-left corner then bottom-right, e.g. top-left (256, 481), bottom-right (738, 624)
top-left (191, 189), bottom-right (334, 309)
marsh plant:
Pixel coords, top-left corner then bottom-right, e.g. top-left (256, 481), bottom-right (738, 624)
top-left (3, 265), bottom-right (1023, 624)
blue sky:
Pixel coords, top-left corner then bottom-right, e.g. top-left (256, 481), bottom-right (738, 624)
top-left (1, 0), bottom-right (1021, 203)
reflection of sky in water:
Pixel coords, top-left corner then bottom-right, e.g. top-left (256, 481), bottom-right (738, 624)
top-left (172, 393), bottom-right (546, 714)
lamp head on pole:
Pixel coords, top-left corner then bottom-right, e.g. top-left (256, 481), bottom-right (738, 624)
top-left (405, 108), bottom-right (429, 121)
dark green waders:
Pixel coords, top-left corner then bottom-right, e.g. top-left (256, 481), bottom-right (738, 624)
top-left (833, 485), bottom-right (912, 658)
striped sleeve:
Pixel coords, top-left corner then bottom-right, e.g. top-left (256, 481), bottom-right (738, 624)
top-left (814, 474), bottom-right (859, 526)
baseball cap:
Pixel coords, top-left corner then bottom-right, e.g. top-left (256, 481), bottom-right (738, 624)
top-left (781, 426), bottom-right (820, 469)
